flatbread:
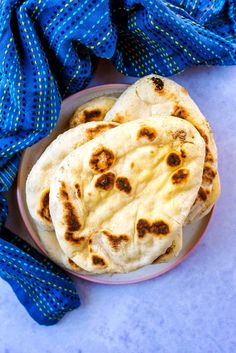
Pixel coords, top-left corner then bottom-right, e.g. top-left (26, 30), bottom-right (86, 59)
top-left (69, 96), bottom-right (117, 128)
top-left (152, 232), bottom-right (182, 263)
top-left (105, 75), bottom-right (220, 223)
top-left (189, 169), bottom-right (220, 221)
top-left (26, 121), bottom-right (117, 270)
top-left (36, 228), bottom-right (82, 271)
top-left (50, 117), bottom-right (205, 273)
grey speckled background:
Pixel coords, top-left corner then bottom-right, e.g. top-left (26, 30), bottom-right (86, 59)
top-left (1, 61), bottom-right (236, 353)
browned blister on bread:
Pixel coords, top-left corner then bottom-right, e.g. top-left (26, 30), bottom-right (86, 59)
top-left (70, 96), bottom-right (117, 127)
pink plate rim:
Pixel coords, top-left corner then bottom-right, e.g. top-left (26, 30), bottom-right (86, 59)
top-left (16, 83), bottom-right (214, 285)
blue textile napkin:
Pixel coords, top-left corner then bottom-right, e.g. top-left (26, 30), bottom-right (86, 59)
top-left (0, 0), bottom-right (235, 325)
top-left (0, 227), bottom-right (80, 325)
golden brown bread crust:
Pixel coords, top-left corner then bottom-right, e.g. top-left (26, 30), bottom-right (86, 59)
top-left (69, 96), bottom-right (117, 128)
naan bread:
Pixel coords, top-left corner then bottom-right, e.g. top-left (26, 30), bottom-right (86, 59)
top-left (190, 169), bottom-right (220, 221)
top-left (153, 232), bottom-right (182, 264)
top-left (105, 75), bottom-right (220, 223)
top-left (50, 117), bottom-right (205, 273)
top-left (36, 229), bottom-right (82, 271)
top-left (69, 96), bottom-right (117, 128)
top-left (26, 121), bottom-right (117, 270)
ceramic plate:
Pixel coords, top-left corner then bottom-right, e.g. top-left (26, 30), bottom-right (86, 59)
top-left (17, 84), bottom-right (213, 284)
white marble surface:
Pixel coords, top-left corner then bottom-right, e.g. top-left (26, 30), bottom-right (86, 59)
top-left (1, 61), bottom-right (236, 353)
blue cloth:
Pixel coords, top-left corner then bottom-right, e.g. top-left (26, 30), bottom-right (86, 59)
top-left (0, 227), bottom-right (80, 325)
top-left (0, 0), bottom-right (235, 324)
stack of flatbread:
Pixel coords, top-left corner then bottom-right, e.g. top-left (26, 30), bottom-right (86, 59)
top-left (26, 75), bottom-right (220, 274)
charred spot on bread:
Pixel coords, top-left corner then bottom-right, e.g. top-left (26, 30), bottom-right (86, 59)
top-left (150, 221), bottom-right (170, 235)
top-left (86, 123), bottom-right (115, 140)
top-left (181, 149), bottom-right (187, 158)
top-left (95, 172), bottom-right (115, 190)
top-left (196, 127), bottom-right (209, 144)
top-left (150, 77), bottom-right (164, 91)
top-left (83, 109), bottom-right (103, 122)
top-left (115, 176), bottom-right (132, 194)
top-left (172, 106), bottom-right (189, 120)
top-left (137, 126), bottom-right (157, 141)
top-left (104, 231), bottom-right (129, 251)
top-left (172, 169), bottom-right (189, 184)
top-left (203, 166), bottom-right (216, 184)
top-left (92, 255), bottom-right (107, 267)
top-left (89, 147), bottom-right (115, 173)
top-left (137, 219), bottom-right (150, 238)
top-left (137, 219), bottom-right (170, 238)
top-left (205, 146), bottom-right (214, 163)
top-left (38, 189), bottom-right (51, 223)
top-left (60, 181), bottom-right (69, 200)
top-left (65, 232), bottom-right (84, 243)
top-left (63, 202), bottom-right (81, 232)
top-left (60, 182), bottom-right (81, 239)
top-left (74, 183), bottom-right (81, 198)
top-left (167, 153), bottom-right (181, 167)
top-left (198, 187), bottom-right (207, 201)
